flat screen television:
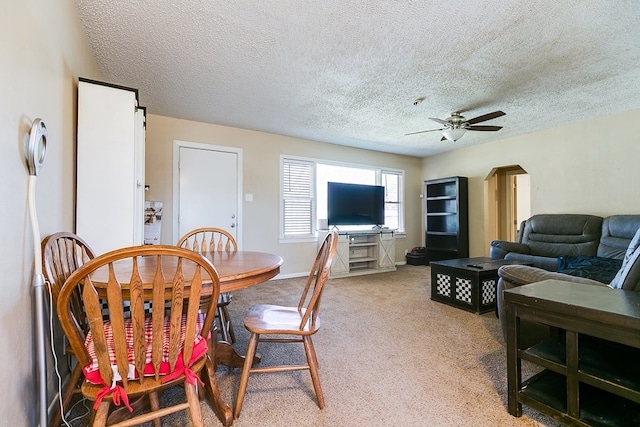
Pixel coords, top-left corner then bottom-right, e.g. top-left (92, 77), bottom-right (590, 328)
top-left (327, 182), bottom-right (385, 227)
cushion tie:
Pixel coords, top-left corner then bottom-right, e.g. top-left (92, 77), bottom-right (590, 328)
top-left (94, 384), bottom-right (132, 412)
top-left (161, 361), bottom-right (204, 387)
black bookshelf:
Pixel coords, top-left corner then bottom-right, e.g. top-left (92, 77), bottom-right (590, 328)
top-left (424, 176), bottom-right (469, 262)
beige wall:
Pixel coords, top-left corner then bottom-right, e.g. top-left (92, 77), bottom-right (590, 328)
top-left (422, 108), bottom-right (640, 257)
top-left (4, 3), bottom-right (640, 425)
top-left (0, 1), bottom-right (100, 424)
top-left (145, 115), bottom-right (424, 276)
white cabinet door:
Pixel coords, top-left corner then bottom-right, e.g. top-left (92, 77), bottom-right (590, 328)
top-left (378, 232), bottom-right (395, 268)
top-left (133, 107), bottom-right (146, 246)
top-left (76, 79), bottom-right (145, 255)
top-left (329, 233), bottom-right (350, 276)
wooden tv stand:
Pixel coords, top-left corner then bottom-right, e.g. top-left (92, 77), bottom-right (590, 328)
top-left (320, 229), bottom-right (396, 278)
top-left (505, 279), bottom-right (640, 426)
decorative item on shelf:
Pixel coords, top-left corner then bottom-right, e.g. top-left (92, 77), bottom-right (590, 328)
top-left (144, 201), bottom-right (163, 245)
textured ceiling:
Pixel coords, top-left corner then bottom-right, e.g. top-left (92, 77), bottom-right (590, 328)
top-left (74, 1), bottom-right (640, 157)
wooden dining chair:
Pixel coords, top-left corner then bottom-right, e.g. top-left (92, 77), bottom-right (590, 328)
top-left (177, 227), bottom-right (238, 343)
top-left (42, 232), bottom-right (96, 427)
top-left (233, 231), bottom-right (338, 419)
top-left (56, 245), bottom-right (221, 427)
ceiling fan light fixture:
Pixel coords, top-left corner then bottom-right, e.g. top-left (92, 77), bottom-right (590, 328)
top-left (442, 128), bottom-right (466, 142)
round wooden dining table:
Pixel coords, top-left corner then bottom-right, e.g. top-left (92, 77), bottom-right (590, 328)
top-left (92, 250), bottom-right (282, 293)
top-left (207, 250), bottom-right (283, 293)
top-left (92, 250), bottom-right (283, 427)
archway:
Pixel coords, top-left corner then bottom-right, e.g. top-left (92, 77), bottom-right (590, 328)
top-left (484, 165), bottom-right (530, 255)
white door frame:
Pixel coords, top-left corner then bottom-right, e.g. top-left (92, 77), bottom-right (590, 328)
top-left (172, 140), bottom-right (243, 246)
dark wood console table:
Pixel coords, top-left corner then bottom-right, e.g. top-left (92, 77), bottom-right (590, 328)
top-left (505, 279), bottom-right (640, 426)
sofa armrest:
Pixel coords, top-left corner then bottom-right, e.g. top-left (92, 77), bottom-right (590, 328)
top-left (490, 240), bottom-right (530, 259)
top-left (498, 264), bottom-right (606, 287)
top-left (496, 265), bottom-right (606, 344)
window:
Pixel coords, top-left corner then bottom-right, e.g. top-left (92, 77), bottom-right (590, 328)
top-left (382, 170), bottom-right (403, 231)
top-left (281, 156), bottom-right (405, 239)
top-left (281, 158), bottom-right (315, 238)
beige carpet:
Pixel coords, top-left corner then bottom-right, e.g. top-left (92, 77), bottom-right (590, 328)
top-left (66, 265), bottom-right (563, 426)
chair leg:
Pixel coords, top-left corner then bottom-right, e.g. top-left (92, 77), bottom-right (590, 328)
top-left (107, 395), bottom-right (149, 424)
top-left (185, 382), bottom-right (204, 427)
top-left (149, 391), bottom-right (161, 427)
top-left (234, 333), bottom-right (259, 419)
top-left (221, 305), bottom-right (236, 343)
top-left (303, 336), bottom-right (325, 409)
top-left (92, 401), bottom-right (110, 427)
top-left (217, 305), bottom-right (231, 342)
top-left (50, 363), bottom-right (84, 427)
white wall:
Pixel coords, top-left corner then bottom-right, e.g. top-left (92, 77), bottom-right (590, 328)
top-left (0, 1), bottom-right (100, 424)
top-left (422, 108), bottom-right (640, 256)
top-left (145, 114), bottom-right (425, 276)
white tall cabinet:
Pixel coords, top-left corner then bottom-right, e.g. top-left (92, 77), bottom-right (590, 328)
top-left (76, 79), bottom-right (146, 255)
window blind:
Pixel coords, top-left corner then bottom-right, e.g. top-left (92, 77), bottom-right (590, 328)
top-left (282, 159), bottom-right (314, 236)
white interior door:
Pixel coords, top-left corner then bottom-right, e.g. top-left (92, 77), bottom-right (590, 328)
top-left (174, 142), bottom-right (242, 246)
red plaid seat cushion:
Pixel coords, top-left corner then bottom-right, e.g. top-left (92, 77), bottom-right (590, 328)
top-left (83, 312), bottom-right (208, 385)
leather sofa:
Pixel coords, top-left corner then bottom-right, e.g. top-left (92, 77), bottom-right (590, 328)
top-left (493, 214), bottom-right (640, 344)
top-left (489, 214), bottom-right (640, 271)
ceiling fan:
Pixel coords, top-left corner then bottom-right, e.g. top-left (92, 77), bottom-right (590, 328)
top-left (406, 110), bottom-right (506, 142)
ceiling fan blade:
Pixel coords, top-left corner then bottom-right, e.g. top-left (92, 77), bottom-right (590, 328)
top-left (405, 128), bottom-right (444, 136)
top-left (428, 117), bottom-right (450, 126)
top-left (466, 125), bottom-right (503, 131)
top-left (465, 110), bottom-right (505, 125)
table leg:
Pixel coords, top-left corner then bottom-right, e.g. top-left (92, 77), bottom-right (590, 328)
top-left (566, 331), bottom-right (579, 419)
top-left (215, 341), bottom-right (261, 369)
top-left (506, 303), bottom-right (522, 417)
top-left (201, 337), bottom-right (234, 426)
top-left (199, 326), bottom-right (266, 426)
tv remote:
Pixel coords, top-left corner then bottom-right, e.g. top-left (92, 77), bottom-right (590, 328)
top-left (466, 264), bottom-right (484, 269)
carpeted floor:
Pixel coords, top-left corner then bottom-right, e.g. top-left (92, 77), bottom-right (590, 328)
top-left (65, 265), bottom-right (563, 426)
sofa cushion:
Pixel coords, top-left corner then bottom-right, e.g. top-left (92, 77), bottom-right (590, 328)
top-left (609, 227), bottom-right (640, 290)
top-left (520, 214), bottom-right (602, 257)
top-left (504, 252), bottom-right (558, 271)
top-left (557, 256), bottom-right (622, 283)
